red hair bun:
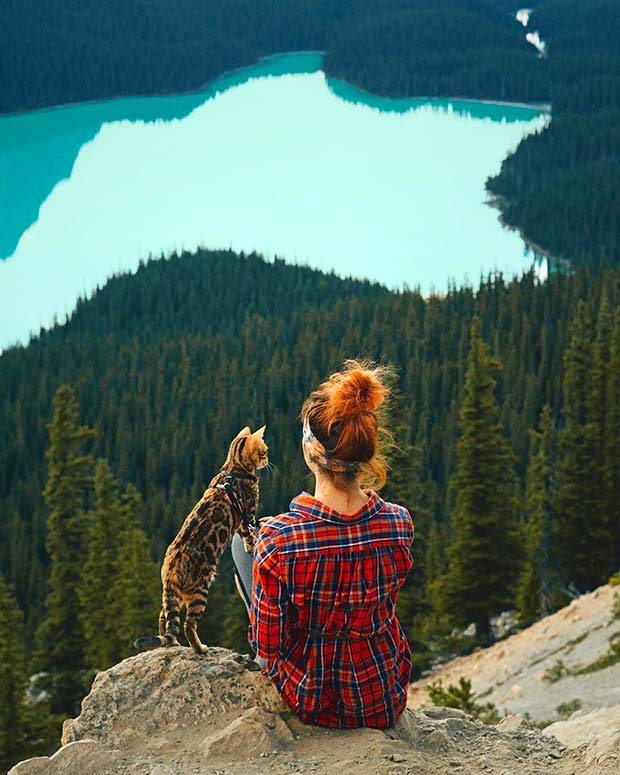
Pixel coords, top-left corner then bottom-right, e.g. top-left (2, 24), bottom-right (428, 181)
top-left (301, 360), bottom-right (391, 489)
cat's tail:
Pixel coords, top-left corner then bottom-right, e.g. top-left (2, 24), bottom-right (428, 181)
top-left (133, 633), bottom-right (177, 650)
top-left (134, 584), bottom-right (181, 651)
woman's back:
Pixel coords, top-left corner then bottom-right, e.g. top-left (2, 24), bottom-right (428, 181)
top-left (250, 490), bottom-right (413, 728)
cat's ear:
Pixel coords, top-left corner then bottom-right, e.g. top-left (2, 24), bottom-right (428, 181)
top-left (252, 425), bottom-right (266, 439)
top-left (236, 426), bottom-right (251, 438)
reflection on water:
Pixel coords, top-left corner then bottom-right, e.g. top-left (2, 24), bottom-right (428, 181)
top-left (0, 52), bottom-right (549, 350)
top-left (0, 53), bottom-right (323, 261)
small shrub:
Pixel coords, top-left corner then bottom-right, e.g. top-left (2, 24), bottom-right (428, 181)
top-left (565, 631), bottom-right (588, 650)
top-left (575, 637), bottom-right (620, 675)
top-left (612, 593), bottom-right (620, 621)
top-left (556, 699), bottom-right (582, 719)
top-left (608, 572), bottom-right (620, 587)
top-left (425, 676), bottom-right (500, 724)
top-left (542, 659), bottom-right (567, 683)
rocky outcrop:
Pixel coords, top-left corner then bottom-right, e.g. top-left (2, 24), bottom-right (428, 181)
top-left (543, 704), bottom-right (620, 771)
top-left (60, 647), bottom-right (285, 747)
top-left (11, 645), bottom-right (612, 775)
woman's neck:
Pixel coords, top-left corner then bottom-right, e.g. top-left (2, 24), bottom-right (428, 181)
top-left (313, 473), bottom-right (369, 515)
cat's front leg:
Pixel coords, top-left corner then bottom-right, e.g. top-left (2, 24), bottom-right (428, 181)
top-left (237, 522), bottom-right (255, 553)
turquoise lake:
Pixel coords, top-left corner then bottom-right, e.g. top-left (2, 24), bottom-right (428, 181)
top-left (0, 52), bottom-right (549, 350)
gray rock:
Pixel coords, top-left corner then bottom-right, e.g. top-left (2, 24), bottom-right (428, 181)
top-left (200, 706), bottom-right (293, 757)
top-left (422, 707), bottom-right (469, 720)
top-left (9, 740), bottom-right (124, 775)
top-left (62, 647), bottom-right (286, 748)
top-left (426, 730), bottom-right (450, 749)
top-left (496, 714), bottom-right (528, 734)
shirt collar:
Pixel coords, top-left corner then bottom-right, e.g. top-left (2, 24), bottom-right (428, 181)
top-left (289, 490), bottom-right (384, 525)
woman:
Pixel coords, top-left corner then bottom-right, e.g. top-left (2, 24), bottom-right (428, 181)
top-left (231, 360), bottom-right (414, 728)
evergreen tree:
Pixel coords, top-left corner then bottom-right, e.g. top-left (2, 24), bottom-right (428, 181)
top-left (382, 411), bottom-right (432, 675)
top-left (0, 574), bottom-right (58, 774)
top-left (435, 316), bottom-right (520, 640)
top-left (34, 385), bottom-right (95, 716)
top-left (588, 294), bottom-right (612, 560)
top-left (606, 308), bottom-right (620, 574)
top-left (81, 467), bottom-right (160, 668)
top-left (517, 405), bottom-right (556, 625)
top-left (555, 301), bottom-right (607, 592)
top-left (78, 459), bottom-right (127, 669)
top-left (109, 484), bottom-right (161, 661)
top-left (0, 574), bottom-right (27, 773)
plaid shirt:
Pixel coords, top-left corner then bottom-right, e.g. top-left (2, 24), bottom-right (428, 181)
top-left (249, 490), bottom-right (414, 728)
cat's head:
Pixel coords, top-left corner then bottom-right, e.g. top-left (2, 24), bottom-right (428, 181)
top-left (228, 426), bottom-right (268, 472)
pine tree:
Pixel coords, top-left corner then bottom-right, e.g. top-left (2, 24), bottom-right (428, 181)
top-left (382, 408), bottom-right (431, 675)
top-left (517, 405), bottom-right (557, 625)
top-left (0, 574), bottom-right (27, 773)
top-left (606, 309), bottom-right (620, 574)
top-left (79, 459), bottom-right (127, 669)
top-left (435, 316), bottom-right (520, 640)
top-left (555, 301), bottom-right (606, 592)
top-left (109, 484), bottom-right (160, 661)
top-left (0, 574), bottom-right (59, 773)
top-left (34, 385), bottom-right (95, 716)
top-left (81, 468), bottom-right (160, 668)
top-left (588, 294), bottom-right (612, 568)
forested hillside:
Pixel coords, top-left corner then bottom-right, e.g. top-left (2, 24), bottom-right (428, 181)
top-left (2, 249), bottom-right (620, 640)
top-left (0, 0), bottom-right (536, 114)
top-left (3, 249), bottom-right (620, 768)
top-left (487, 0), bottom-right (620, 268)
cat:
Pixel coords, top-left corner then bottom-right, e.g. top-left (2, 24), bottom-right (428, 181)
top-left (134, 425), bottom-right (268, 654)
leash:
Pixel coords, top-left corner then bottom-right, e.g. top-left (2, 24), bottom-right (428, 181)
top-left (216, 471), bottom-right (256, 530)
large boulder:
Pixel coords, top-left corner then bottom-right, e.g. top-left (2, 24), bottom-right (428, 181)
top-left (61, 647), bottom-right (285, 747)
top-left (9, 647), bottom-right (610, 775)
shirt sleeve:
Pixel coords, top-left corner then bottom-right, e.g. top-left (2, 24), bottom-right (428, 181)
top-left (249, 523), bottom-right (287, 667)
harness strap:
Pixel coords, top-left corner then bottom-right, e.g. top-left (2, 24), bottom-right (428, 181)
top-left (216, 473), bottom-right (255, 530)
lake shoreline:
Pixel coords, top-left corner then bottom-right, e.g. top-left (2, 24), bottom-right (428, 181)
top-left (0, 50), bottom-right (552, 119)
top-left (485, 193), bottom-right (571, 271)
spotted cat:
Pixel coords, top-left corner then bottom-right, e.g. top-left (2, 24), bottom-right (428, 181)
top-left (134, 426), bottom-right (268, 654)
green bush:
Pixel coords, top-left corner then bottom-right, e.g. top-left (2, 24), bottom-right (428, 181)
top-left (609, 573), bottom-right (620, 587)
top-left (425, 676), bottom-right (500, 724)
top-left (555, 699), bottom-right (582, 719)
top-left (542, 659), bottom-right (567, 683)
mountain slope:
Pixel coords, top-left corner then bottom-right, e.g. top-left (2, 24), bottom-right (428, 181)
top-left (409, 583), bottom-right (620, 722)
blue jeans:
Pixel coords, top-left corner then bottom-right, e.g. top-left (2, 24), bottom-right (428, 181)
top-left (231, 532), bottom-right (267, 669)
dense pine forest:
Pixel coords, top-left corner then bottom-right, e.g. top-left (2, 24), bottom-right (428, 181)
top-left (2, 248), bottom-right (620, 770)
top-left (0, 0), bottom-right (536, 114)
top-left (487, 0), bottom-right (620, 268)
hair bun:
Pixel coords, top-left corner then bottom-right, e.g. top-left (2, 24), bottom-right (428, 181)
top-left (331, 366), bottom-right (386, 419)
top-left (301, 359), bottom-right (392, 487)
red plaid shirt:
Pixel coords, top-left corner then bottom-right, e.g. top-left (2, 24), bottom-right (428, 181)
top-left (249, 490), bottom-right (414, 728)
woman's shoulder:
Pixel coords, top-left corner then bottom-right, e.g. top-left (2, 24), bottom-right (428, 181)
top-left (378, 498), bottom-right (414, 532)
